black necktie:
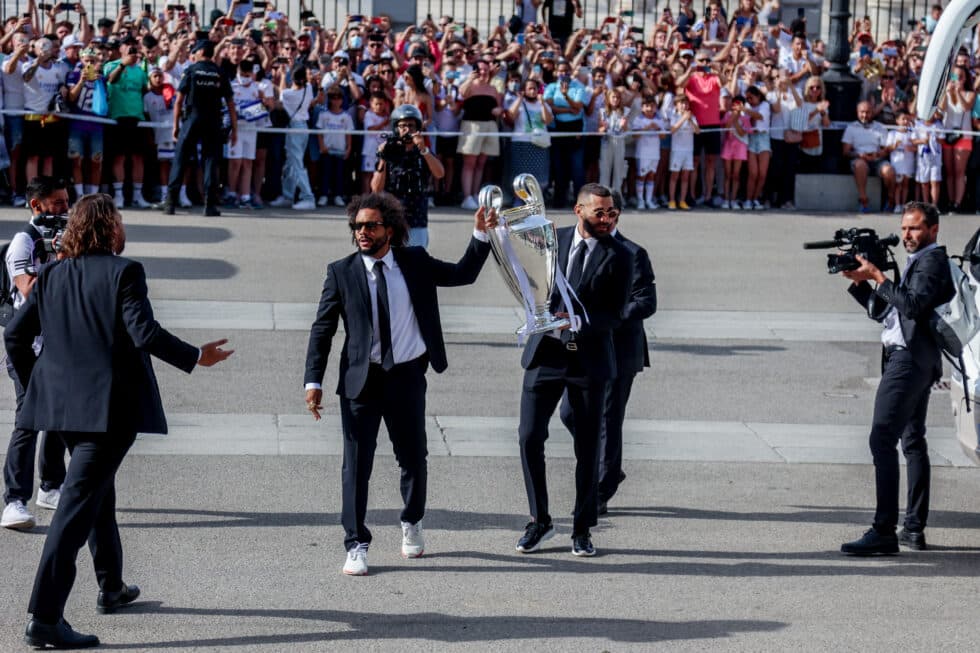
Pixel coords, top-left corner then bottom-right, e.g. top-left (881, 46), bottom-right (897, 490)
top-left (568, 241), bottom-right (588, 291)
top-left (374, 260), bottom-right (394, 370)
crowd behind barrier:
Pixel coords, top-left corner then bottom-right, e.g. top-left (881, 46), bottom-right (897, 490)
top-left (2, 0), bottom-right (980, 213)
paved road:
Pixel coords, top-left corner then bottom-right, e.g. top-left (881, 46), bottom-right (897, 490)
top-left (0, 203), bottom-right (978, 651)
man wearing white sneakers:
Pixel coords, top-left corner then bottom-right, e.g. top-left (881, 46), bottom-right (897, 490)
top-left (1, 177), bottom-right (68, 531)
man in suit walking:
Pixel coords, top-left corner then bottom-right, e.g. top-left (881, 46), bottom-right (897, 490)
top-left (5, 194), bottom-right (234, 649)
top-left (304, 192), bottom-right (491, 576)
top-left (839, 201), bottom-right (954, 555)
top-left (560, 203), bottom-right (657, 514)
top-left (515, 183), bottom-right (633, 557)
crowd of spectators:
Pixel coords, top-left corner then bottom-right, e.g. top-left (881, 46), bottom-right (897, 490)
top-left (0, 1), bottom-right (978, 214)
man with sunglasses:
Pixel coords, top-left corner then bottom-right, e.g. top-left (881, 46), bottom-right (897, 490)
top-left (303, 192), bottom-right (492, 577)
top-left (514, 183), bottom-right (632, 557)
top-left (357, 34), bottom-right (388, 75)
top-left (680, 51), bottom-right (723, 207)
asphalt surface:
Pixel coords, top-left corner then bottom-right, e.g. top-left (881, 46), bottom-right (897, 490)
top-left (0, 202), bottom-right (978, 651)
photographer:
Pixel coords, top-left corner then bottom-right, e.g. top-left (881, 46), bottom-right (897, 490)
top-left (1, 177), bottom-right (69, 531)
top-left (839, 202), bottom-right (954, 556)
top-left (371, 104), bottom-right (443, 248)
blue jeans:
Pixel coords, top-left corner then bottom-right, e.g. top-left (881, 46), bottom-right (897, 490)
top-left (281, 119), bottom-right (314, 203)
top-left (408, 227), bottom-right (429, 248)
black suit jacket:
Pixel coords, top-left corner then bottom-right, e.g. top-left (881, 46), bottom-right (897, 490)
top-left (613, 231), bottom-right (656, 376)
top-left (304, 238), bottom-right (491, 399)
top-left (848, 245), bottom-right (955, 379)
top-left (521, 226), bottom-right (633, 380)
top-left (4, 255), bottom-right (199, 434)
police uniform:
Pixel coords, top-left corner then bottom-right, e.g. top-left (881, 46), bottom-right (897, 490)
top-left (166, 45), bottom-right (233, 213)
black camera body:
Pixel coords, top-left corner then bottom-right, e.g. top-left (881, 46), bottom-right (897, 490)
top-left (31, 212), bottom-right (69, 261)
top-left (803, 228), bottom-right (900, 275)
top-left (379, 132), bottom-right (414, 161)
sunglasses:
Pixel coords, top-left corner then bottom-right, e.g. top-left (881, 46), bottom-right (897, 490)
top-left (368, 42), bottom-right (384, 48)
top-left (328, 94), bottom-right (343, 99)
top-left (696, 58), bottom-right (709, 63)
top-left (352, 221), bottom-right (385, 232)
top-left (587, 209), bottom-right (620, 220)
top-left (882, 75), bottom-right (895, 80)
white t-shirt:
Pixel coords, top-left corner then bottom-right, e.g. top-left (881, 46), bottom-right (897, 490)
top-left (914, 119), bottom-right (942, 167)
top-left (841, 120), bottom-right (887, 155)
top-left (5, 228), bottom-right (44, 354)
top-left (512, 98), bottom-right (548, 144)
top-left (631, 112), bottom-right (663, 159)
top-left (231, 77), bottom-right (262, 131)
top-left (669, 109), bottom-right (697, 152)
top-left (780, 53), bottom-right (809, 93)
top-left (767, 89), bottom-right (798, 139)
top-left (886, 129), bottom-right (915, 174)
top-left (280, 83), bottom-right (314, 122)
top-left (1, 54), bottom-right (26, 110)
top-left (142, 91), bottom-right (172, 146)
top-left (316, 109), bottom-right (354, 154)
top-left (749, 100), bottom-right (771, 133)
top-left (362, 109), bottom-right (388, 156)
top-left (21, 60), bottom-right (67, 113)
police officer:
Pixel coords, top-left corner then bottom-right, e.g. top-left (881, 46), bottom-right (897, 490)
top-left (370, 104), bottom-right (443, 248)
top-left (163, 40), bottom-right (237, 217)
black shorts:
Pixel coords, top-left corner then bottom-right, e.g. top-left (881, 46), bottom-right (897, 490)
top-left (109, 117), bottom-right (148, 158)
top-left (256, 131), bottom-right (275, 150)
top-left (436, 135), bottom-right (459, 158)
top-left (583, 135), bottom-right (601, 163)
top-left (694, 130), bottom-right (722, 156)
top-left (22, 117), bottom-right (66, 158)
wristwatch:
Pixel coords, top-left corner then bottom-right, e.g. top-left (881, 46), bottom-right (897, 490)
top-left (419, 147), bottom-right (430, 156)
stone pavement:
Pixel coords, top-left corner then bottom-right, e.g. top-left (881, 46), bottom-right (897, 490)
top-left (0, 204), bottom-right (978, 651)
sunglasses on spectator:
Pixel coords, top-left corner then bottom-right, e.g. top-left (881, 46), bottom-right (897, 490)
top-left (882, 75), bottom-right (895, 80)
top-left (696, 58), bottom-right (709, 63)
top-left (368, 42), bottom-right (384, 48)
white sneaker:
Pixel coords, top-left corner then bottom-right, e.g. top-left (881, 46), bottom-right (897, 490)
top-left (132, 194), bottom-right (151, 209)
top-left (1, 500), bottom-right (35, 530)
top-left (636, 198), bottom-right (646, 210)
top-left (752, 199), bottom-right (764, 210)
top-left (460, 196), bottom-right (479, 210)
top-left (316, 196), bottom-right (329, 207)
top-left (647, 199), bottom-right (659, 210)
top-left (731, 200), bottom-right (742, 210)
top-left (113, 192), bottom-right (125, 208)
top-left (711, 195), bottom-right (724, 208)
top-left (401, 521), bottom-right (425, 558)
top-left (269, 195), bottom-right (292, 208)
top-left (893, 205), bottom-right (902, 214)
top-left (343, 543), bottom-right (369, 576)
top-left (334, 196), bottom-right (346, 207)
top-left (721, 200), bottom-right (731, 210)
top-left (12, 195), bottom-right (26, 208)
top-left (36, 487), bottom-right (60, 510)
top-left (292, 199), bottom-right (316, 210)
top-left (179, 191), bottom-right (193, 208)
top-left (427, 197), bottom-right (435, 209)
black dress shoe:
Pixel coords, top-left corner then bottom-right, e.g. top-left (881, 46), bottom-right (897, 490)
top-left (571, 531), bottom-right (596, 557)
top-left (516, 521), bottom-right (555, 553)
top-left (841, 528), bottom-right (899, 556)
top-left (898, 528), bottom-right (927, 551)
top-left (25, 618), bottom-right (99, 649)
top-left (97, 583), bottom-right (140, 614)
top-left (204, 206), bottom-right (221, 217)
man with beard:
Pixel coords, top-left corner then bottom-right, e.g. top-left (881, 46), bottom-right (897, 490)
top-left (514, 183), bottom-right (632, 557)
top-left (840, 202), bottom-right (954, 555)
top-left (303, 192), bottom-right (492, 576)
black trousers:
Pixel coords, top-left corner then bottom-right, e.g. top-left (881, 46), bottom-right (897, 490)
top-left (339, 357), bottom-right (429, 551)
top-left (29, 431), bottom-right (136, 623)
top-left (769, 139), bottom-right (799, 206)
top-left (559, 370), bottom-right (635, 503)
top-left (167, 119), bottom-right (224, 208)
top-left (519, 342), bottom-right (605, 535)
top-left (869, 349), bottom-right (934, 534)
top-left (3, 362), bottom-right (66, 505)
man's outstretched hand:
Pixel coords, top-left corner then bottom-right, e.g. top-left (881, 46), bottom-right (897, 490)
top-left (198, 339), bottom-right (235, 367)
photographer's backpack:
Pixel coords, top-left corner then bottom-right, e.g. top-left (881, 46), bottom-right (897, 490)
top-left (931, 229), bottom-right (980, 410)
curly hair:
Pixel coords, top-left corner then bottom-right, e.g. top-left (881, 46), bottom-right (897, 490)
top-left (59, 194), bottom-right (121, 258)
top-left (346, 192), bottom-right (410, 247)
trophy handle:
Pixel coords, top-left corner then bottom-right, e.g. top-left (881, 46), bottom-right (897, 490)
top-left (478, 185), bottom-right (525, 304)
top-left (513, 174), bottom-right (545, 207)
top-left (478, 185), bottom-right (503, 215)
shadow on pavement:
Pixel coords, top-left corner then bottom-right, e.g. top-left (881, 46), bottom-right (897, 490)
top-left (650, 344), bottom-right (786, 356)
top-left (0, 220), bottom-right (231, 244)
top-left (102, 605), bottom-right (786, 648)
top-left (138, 257), bottom-right (238, 280)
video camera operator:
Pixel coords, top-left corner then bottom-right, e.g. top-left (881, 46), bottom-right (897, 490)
top-left (1, 177), bottom-right (69, 531)
top-left (838, 202), bottom-right (954, 555)
top-left (370, 104), bottom-right (444, 248)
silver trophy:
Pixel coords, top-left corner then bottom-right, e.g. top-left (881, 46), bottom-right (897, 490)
top-left (478, 174), bottom-right (570, 337)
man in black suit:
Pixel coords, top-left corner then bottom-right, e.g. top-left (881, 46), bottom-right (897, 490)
top-left (515, 183), bottom-right (633, 557)
top-left (304, 192), bottom-right (491, 576)
top-left (560, 204), bottom-right (657, 514)
top-left (839, 202), bottom-right (954, 556)
top-left (5, 194), bottom-right (233, 649)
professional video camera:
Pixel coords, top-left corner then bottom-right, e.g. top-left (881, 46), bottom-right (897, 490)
top-left (803, 228), bottom-right (900, 276)
top-left (379, 131), bottom-right (415, 161)
top-left (30, 212), bottom-right (69, 259)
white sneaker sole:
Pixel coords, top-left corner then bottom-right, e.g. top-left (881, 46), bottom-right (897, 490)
top-left (515, 527), bottom-right (555, 553)
top-left (2, 517), bottom-right (35, 530)
top-left (572, 547), bottom-right (597, 557)
top-left (342, 567), bottom-right (368, 576)
top-left (35, 499), bottom-right (57, 510)
top-left (401, 547), bottom-right (424, 559)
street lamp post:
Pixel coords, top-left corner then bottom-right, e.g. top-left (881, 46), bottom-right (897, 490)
top-left (822, 0), bottom-right (863, 172)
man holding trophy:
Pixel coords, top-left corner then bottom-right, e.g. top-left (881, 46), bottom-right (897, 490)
top-left (479, 179), bottom-right (632, 557)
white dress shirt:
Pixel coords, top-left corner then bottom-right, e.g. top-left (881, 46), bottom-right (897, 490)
top-left (880, 242), bottom-right (938, 348)
top-left (362, 249), bottom-right (427, 365)
top-left (566, 228), bottom-right (599, 280)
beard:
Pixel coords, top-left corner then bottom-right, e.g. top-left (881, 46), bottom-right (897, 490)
top-left (359, 232), bottom-right (390, 256)
top-left (581, 218), bottom-right (611, 240)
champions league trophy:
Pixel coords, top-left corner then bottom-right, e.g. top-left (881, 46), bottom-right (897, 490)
top-left (478, 174), bottom-right (581, 340)
top-left (916, 0), bottom-right (980, 121)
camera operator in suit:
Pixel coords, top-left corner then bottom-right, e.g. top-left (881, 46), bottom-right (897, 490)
top-left (515, 183), bottom-right (633, 558)
top-left (559, 193), bottom-right (657, 515)
top-left (5, 194), bottom-right (234, 649)
top-left (839, 201), bottom-right (954, 556)
top-left (303, 192), bottom-right (491, 577)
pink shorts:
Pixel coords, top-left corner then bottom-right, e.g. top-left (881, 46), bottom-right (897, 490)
top-left (942, 136), bottom-right (973, 151)
top-left (721, 136), bottom-right (748, 161)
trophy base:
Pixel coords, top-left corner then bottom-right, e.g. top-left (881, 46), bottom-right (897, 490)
top-left (516, 315), bottom-right (571, 338)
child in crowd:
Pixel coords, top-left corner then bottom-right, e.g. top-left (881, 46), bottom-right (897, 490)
top-left (720, 94), bottom-right (751, 210)
top-left (227, 60), bottom-right (263, 209)
top-left (912, 110), bottom-right (942, 205)
top-left (668, 94), bottom-right (699, 210)
top-left (316, 85), bottom-right (354, 207)
top-left (885, 111), bottom-right (915, 212)
top-left (142, 67), bottom-right (189, 207)
top-left (598, 88), bottom-right (630, 197)
top-left (360, 92), bottom-right (390, 193)
top-left (630, 95), bottom-right (663, 210)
